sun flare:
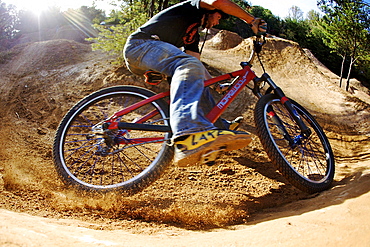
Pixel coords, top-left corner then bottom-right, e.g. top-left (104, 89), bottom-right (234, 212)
top-left (15, 0), bottom-right (56, 16)
top-left (9, 0), bottom-right (113, 17)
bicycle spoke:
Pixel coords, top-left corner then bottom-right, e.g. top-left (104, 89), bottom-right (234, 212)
top-left (54, 86), bottom-right (172, 192)
top-left (257, 95), bottom-right (334, 190)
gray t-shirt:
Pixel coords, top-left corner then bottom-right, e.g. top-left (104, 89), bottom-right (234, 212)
top-left (130, 0), bottom-right (207, 53)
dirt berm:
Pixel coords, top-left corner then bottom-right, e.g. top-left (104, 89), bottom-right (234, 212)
top-left (0, 32), bottom-right (369, 246)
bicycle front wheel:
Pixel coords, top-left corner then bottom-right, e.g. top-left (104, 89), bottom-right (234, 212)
top-left (53, 86), bottom-right (173, 195)
top-left (254, 94), bottom-right (335, 193)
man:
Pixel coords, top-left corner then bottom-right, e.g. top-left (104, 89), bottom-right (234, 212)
top-left (123, 0), bottom-right (267, 167)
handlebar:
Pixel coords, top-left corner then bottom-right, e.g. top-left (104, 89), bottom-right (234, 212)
top-left (247, 35), bottom-right (266, 64)
top-left (247, 33), bottom-right (277, 65)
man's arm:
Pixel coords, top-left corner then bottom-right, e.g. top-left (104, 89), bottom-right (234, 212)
top-left (185, 50), bottom-right (201, 60)
top-left (200, 0), bottom-right (255, 24)
top-left (200, 0), bottom-right (267, 35)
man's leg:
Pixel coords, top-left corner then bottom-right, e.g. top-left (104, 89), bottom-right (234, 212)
top-left (124, 39), bottom-right (215, 138)
top-left (124, 39), bottom-right (251, 166)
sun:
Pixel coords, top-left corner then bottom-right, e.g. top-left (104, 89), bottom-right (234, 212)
top-left (30, 3), bottom-right (52, 17)
top-left (11, 0), bottom-right (61, 16)
top-left (9, 0), bottom-right (112, 16)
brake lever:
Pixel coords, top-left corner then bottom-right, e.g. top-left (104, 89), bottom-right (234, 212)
top-left (254, 35), bottom-right (266, 54)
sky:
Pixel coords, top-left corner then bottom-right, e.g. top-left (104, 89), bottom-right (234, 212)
top-left (249, 0), bottom-right (321, 18)
top-left (4, 0), bottom-right (370, 18)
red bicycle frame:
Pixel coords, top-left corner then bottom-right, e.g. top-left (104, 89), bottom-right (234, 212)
top-left (205, 66), bottom-right (256, 123)
top-left (108, 64), bottom-right (255, 125)
top-left (103, 64), bottom-right (257, 145)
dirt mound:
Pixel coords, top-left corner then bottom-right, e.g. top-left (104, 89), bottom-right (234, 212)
top-left (3, 39), bottom-right (91, 76)
top-left (206, 30), bottom-right (243, 50)
top-left (203, 37), bottom-right (370, 156)
top-left (0, 36), bottom-right (369, 240)
top-left (212, 37), bottom-right (367, 159)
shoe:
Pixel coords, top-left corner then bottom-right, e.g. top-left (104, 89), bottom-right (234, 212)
top-left (174, 129), bottom-right (251, 167)
top-left (228, 116), bottom-right (244, 131)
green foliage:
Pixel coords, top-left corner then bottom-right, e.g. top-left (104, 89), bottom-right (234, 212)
top-left (221, 1), bottom-right (369, 85)
top-left (251, 6), bottom-right (283, 36)
top-left (2, 0), bottom-right (368, 84)
top-left (282, 19), bottom-right (309, 42)
top-left (0, 1), bottom-right (18, 40)
top-left (217, 5), bottom-right (283, 38)
top-left (87, 3), bottom-right (149, 63)
top-left (287, 6), bottom-right (304, 21)
top-left (317, 0), bottom-right (370, 88)
top-left (318, 2), bottom-right (368, 54)
top-left (78, 6), bottom-right (106, 25)
top-left (305, 22), bottom-right (343, 73)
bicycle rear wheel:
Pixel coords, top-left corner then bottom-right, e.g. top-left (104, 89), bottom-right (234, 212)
top-left (53, 86), bottom-right (173, 195)
top-left (254, 94), bottom-right (335, 193)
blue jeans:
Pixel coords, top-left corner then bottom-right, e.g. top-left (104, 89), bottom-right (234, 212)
top-left (123, 38), bottom-right (226, 139)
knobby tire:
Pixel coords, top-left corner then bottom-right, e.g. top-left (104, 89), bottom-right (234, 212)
top-left (53, 86), bottom-right (173, 195)
top-left (254, 94), bottom-right (335, 193)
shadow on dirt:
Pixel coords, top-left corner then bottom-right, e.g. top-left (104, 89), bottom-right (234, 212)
top-left (248, 170), bottom-right (370, 225)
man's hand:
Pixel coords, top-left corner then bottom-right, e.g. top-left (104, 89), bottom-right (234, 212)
top-left (250, 18), bottom-right (267, 36)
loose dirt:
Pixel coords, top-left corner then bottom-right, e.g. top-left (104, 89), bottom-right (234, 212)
top-left (0, 34), bottom-right (369, 246)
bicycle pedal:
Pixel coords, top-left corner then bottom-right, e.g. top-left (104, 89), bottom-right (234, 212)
top-left (144, 71), bottom-right (165, 85)
top-left (200, 149), bottom-right (224, 164)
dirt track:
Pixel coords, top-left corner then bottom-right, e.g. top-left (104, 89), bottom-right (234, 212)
top-left (0, 36), bottom-right (369, 246)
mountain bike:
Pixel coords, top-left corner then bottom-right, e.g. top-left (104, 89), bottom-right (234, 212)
top-left (53, 36), bottom-right (335, 195)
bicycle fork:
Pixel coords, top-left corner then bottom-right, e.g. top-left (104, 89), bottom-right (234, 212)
top-left (255, 73), bottom-right (312, 145)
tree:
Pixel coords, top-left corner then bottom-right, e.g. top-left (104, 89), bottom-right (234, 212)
top-left (87, 0), bottom-right (186, 61)
top-left (222, 5), bottom-right (283, 38)
top-left (16, 7), bottom-right (67, 35)
top-left (139, 0), bottom-right (175, 17)
top-left (281, 18), bottom-right (310, 45)
top-left (306, 10), bottom-right (321, 21)
top-left (62, 6), bottom-right (106, 39)
top-left (251, 6), bottom-right (283, 36)
top-left (0, 1), bottom-right (18, 41)
top-left (215, 0), bottom-right (252, 37)
top-left (318, 0), bottom-right (370, 90)
top-left (87, 1), bottom-right (149, 61)
top-left (78, 6), bottom-right (106, 24)
top-left (288, 6), bottom-right (304, 21)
